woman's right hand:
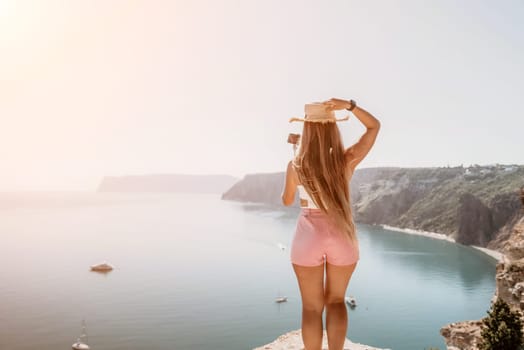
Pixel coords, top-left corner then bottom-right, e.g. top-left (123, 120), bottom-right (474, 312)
top-left (322, 98), bottom-right (352, 111)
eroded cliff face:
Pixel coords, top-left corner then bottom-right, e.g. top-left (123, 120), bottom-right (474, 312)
top-left (221, 165), bottom-right (524, 350)
top-left (457, 193), bottom-right (495, 246)
top-left (440, 320), bottom-right (484, 350)
top-left (222, 165), bottom-right (524, 249)
top-left (440, 216), bottom-right (524, 350)
top-left (496, 217), bottom-right (524, 311)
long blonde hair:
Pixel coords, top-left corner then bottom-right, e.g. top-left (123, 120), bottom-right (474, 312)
top-left (292, 121), bottom-right (357, 244)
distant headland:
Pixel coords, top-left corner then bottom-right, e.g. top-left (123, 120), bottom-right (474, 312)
top-left (97, 173), bottom-right (239, 194)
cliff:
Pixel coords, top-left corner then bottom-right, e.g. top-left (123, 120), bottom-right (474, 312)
top-left (440, 215), bottom-right (524, 350)
top-left (97, 174), bottom-right (239, 194)
top-left (222, 164), bottom-right (524, 249)
top-left (224, 165), bottom-right (524, 349)
top-left (252, 328), bottom-right (389, 350)
top-left (221, 172), bottom-right (286, 205)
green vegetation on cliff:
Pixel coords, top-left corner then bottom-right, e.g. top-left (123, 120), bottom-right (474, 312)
top-left (222, 164), bottom-right (524, 248)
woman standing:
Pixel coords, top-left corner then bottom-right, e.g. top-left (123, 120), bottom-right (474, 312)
top-left (281, 97), bottom-right (380, 350)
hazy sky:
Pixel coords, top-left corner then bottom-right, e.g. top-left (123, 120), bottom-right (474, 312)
top-left (1, 0), bottom-right (523, 191)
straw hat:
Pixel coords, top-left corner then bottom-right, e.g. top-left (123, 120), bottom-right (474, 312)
top-left (289, 102), bottom-right (350, 124)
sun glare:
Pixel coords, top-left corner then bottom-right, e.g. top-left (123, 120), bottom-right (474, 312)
top-left (0, 1), bottom-right (42, 43)
top-left (0, 0), bottom-right (16, 24)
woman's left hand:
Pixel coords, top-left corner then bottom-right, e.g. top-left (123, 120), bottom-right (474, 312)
top-left (322, 98), bottom-right (351, 111)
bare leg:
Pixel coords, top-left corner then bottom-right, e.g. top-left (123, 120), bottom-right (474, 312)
top-left (292, 262), bottom-right (325, 350)
top-left (324, 261), bottom-right (358, 350)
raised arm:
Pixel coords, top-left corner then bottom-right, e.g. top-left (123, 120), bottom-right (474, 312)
top-left (322, 98), bottom-right (381, 173)
top-left (344, 104), bottom-right (381, 172)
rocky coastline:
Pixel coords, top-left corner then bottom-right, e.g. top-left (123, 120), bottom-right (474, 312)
top-left (440, 215), bottom-right (524, 350)
top-left (221, 164), bottom-right (524, 349)
top-left (223, 165), bottom-right (524, 250)
top-left (380, 224), bottom-right (505, 263)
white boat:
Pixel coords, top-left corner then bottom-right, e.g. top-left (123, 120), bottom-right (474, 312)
top-left (90, 261), bottom-right (114, 272)
top-left (275, 296), bottom-right (288, 303)
top-left (345, 296), bottom-right (357, 308)
top-left (277, 243), bottom-right (287, 251)
top-left (72, 341), bottom-right (90, 350)
top-left (72, 319), bottom-right (90, 349)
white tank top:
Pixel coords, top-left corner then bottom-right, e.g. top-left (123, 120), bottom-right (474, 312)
top-left (297, 184), bottom-right (320, 209)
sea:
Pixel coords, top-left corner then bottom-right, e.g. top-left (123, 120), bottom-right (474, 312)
top-left (0, 192), bottom-right (497, 350)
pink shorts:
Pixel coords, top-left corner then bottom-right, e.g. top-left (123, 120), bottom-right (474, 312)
top-left (290, 208), bottom-right (360, 267)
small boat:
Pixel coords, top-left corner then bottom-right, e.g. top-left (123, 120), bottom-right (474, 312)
top-left (72, 341), bottom-right (90, 350)
top-left (275, 296), bottom-right (288, 303)
top-left (90, 261), bottom-right (114, 272)
top-left (277, 243), bottom-right (287, 251)
top-left (345, 296), bottom-right (357, 308)
top-left (72, 319), bottom-right (90, 349)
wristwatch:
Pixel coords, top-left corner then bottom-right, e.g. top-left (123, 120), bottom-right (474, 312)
top-left (345, 99), bottom-right (357, 111)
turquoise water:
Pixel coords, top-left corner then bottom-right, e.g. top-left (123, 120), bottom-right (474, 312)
top-left (0, 192), bottom-right (497, 350)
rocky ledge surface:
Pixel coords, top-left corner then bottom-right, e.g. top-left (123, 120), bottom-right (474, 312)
top-left (253, 329), bottom-right (389, 350)
top-left (440, 320), bottom-right (484, 350)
